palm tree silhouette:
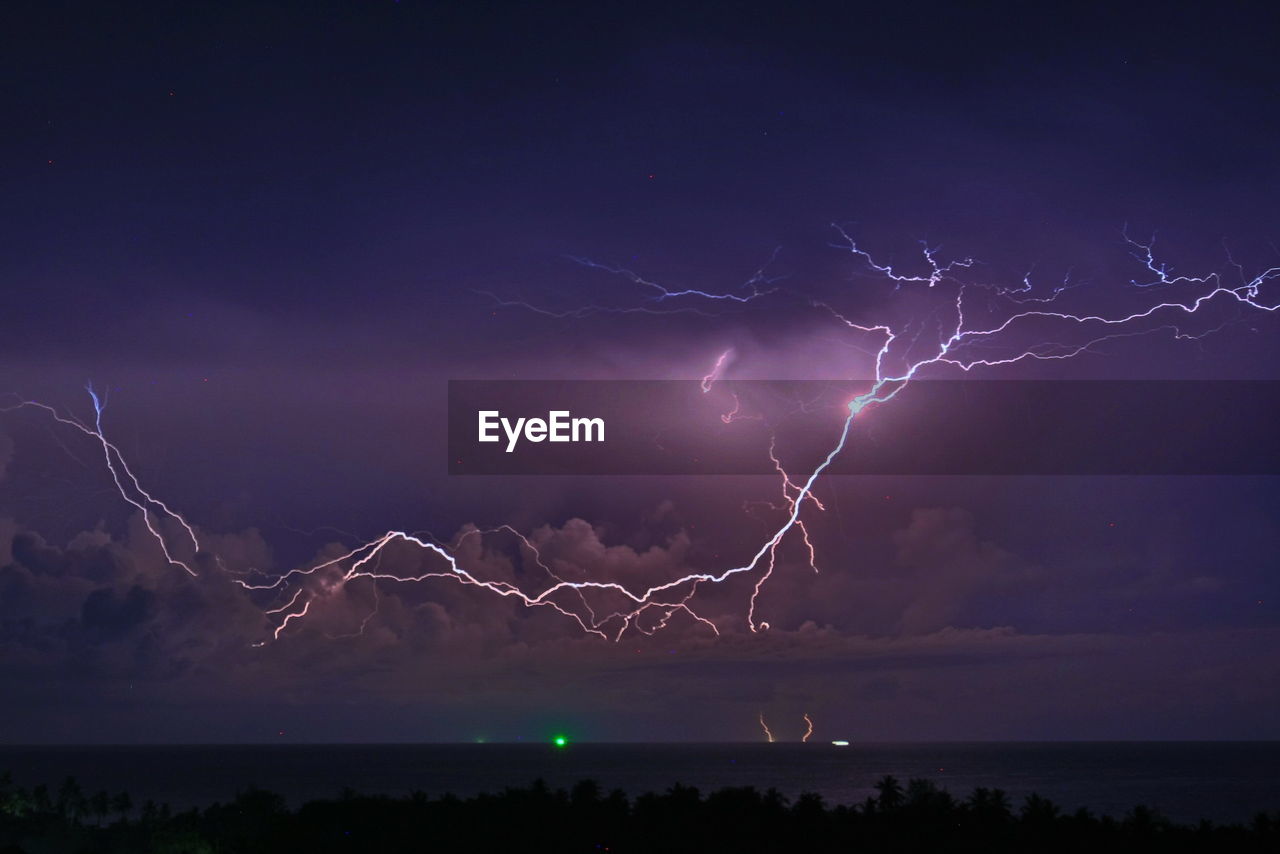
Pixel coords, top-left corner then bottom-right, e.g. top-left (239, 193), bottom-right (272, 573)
top-left (874, 775), bottom-right (903, 811)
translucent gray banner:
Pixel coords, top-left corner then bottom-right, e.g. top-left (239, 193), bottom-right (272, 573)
top-left (447, 380), bottom-right (1280, 475)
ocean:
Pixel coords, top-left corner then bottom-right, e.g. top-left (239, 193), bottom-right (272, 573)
top-left (1, 743), bottom-right (1275, 825)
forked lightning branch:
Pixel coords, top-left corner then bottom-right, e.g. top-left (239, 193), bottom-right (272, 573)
top-left (5, 227), bottom-right (1277, 644)
top-left (477, 410), bottom-right (605, 452)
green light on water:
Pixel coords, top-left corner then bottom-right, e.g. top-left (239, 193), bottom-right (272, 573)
top-left (553, 735), bottom-right (568, 747)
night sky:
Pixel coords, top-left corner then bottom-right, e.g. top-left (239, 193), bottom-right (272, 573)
top-left (2, 1), bottom-right (1280, 743)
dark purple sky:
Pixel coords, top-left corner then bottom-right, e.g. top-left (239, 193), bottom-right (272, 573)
top-left (2, 0), bottom-right (1279, 743)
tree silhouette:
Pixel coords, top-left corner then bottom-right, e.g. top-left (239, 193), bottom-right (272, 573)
top-left (875, 774), bottom-right (904, 810)
top-left (90, 789), bottom-right (111, 826)
top-left (111, 790), bottom-right (132, 823)
top-left (55, 776), bottom-right (86, 823)
top-left (30, 783), bottom-right (52, 815)
top-left (966, 786), bottom-right (1012, 819)
top-left (1021, 792), bottom-right (1062, 825)
top-left (0, 769), bottom-right (1277, 853)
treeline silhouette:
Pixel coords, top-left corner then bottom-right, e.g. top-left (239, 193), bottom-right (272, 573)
top-left (2, 771), bottom-right (1278, 853)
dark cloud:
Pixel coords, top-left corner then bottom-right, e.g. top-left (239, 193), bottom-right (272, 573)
top-left (891, 508), bottom-right (1040, 635)
top-left (79, 584), bottom-right (156, 640)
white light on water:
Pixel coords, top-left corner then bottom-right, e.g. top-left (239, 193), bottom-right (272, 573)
top-left (831, 740), bottom-right (850, 747)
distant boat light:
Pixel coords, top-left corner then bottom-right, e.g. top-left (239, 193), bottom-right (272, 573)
top-left (831, 740), bottom-right (850, 747)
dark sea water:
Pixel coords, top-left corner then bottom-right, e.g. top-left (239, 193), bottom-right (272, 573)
top-left (1, 743), bottom-right (1276, 825)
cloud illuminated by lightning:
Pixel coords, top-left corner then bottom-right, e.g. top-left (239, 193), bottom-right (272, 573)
top-left (5, 226), bottom-right (1278, 645)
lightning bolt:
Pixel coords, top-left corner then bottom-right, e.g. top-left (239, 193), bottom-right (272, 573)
top-left (759, 712), bottom-right (775, 743)
top-left (2, 386), bottom-right (201, 577)
top-left (5, 226), bottom-right (1277, 645)
top-left (478, 249), bottom-right (783, 320)
top-left (701, 348), bottom-right (735, 392)
top-left (567, 249), bottom-right (783, 304)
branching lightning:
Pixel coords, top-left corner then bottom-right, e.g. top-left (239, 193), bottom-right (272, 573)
top-left (5, 227), bottom-right (1278, 646)
top-left (477, 249), bottom-right (783, 320)
top-left (2, 387), bottom-right (202, 577)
